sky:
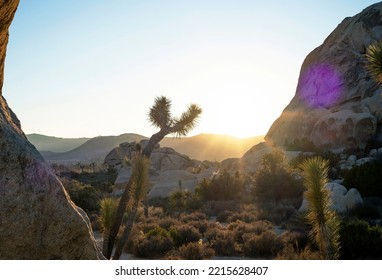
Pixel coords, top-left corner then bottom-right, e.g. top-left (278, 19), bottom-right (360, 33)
top-left (3, 0), bottom-right (379, 138)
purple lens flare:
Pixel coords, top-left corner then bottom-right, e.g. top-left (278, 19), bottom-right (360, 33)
top-left (298, 64), bottom-right (343, 108)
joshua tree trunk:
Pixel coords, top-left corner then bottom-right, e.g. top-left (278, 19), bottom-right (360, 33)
top-left (102, 229), bottom-right (111, 256)
top-left (106, 179), bottom-right (134, 259)
top-left (112, 203), bottom-right (138, 260)
top-left (105, 128), bottom-right (169, 259)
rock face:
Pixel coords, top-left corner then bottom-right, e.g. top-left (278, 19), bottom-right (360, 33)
top-left (266, 3), bottom-right (382, 151)
top-left (105, 140), bottom-right (217, 198)
top-left (0, 1), bottom-right (103, 259)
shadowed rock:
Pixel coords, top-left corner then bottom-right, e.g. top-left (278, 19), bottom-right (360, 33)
top-left (0, 0), bottom-right (103, 259)
top-left (266, 2), bottom-right (382, 151)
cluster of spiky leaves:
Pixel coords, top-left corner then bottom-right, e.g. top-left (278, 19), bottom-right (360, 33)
top-left (98, 198), bottom-right (119, 231)
top-left (366, 41), bottom-right (382, 84)
top-left (148, 96), bottom-right (202, 138)
top-left (300, 157), bottom-right (340, 260)
top-left (128, 154), bottom-right (150, 207)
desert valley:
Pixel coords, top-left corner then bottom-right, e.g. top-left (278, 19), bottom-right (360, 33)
top-left (2, 1), bottom-right (382, 262)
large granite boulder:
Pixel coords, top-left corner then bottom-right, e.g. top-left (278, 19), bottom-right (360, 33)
top-left (106, 140), bottom-right (217, 198)
top-left (266, 2), bottom-right (382, 151)
top-left (0, 1), bottom-right (103, 259)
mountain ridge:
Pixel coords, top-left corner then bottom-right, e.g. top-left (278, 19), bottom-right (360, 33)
top-left (27, 133), bottom-right (264, 163)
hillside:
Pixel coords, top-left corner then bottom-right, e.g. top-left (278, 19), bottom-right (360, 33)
top-left (27, 133), bottom-right (264, 163)
top-left (35, 133), bottom-right (147, 163)
top-left (27, 134), bottom-right (90, 153)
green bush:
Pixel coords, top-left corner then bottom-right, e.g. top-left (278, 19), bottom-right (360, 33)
top-left (195, 171), bottom-right (247, 201)
top-left (252, 150), bottom-right (304, 203)
top-left (63, 179), bottom-right (102, 211)
top-left (340, 219), bottom-right (382, 259)
top-left (343, 162), bottom-right (382, 198)
top-left (169, 224), bottom-right (202, 247)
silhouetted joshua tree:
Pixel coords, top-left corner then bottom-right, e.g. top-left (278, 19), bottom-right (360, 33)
top-left (106, 96), bottom-right (202, 259)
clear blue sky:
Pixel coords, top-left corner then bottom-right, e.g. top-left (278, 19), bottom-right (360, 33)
top-left (3, 0), bottom-right (379, 138)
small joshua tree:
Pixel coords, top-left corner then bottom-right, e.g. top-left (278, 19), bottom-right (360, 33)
top-left (300, 157), bottom-right (340, 259)
top-left (98, 197), bottom-right (118, 256)
top-left (365, 41), bottom-right (382, 84)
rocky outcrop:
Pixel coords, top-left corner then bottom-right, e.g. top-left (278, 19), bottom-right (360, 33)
top-left (266, 2), bottom-right (382, 151)
top-left (0, 1), bottom-right (102, 259)
top-left (221, 142), bottom-right (301, 174)
top-left (299, 182), bottom-right (363, 213)
top-left (105, 140), bottom-right (217, 198)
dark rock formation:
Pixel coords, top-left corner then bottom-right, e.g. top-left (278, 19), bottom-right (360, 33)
top-left (0, 0), bottom-right (103, 259)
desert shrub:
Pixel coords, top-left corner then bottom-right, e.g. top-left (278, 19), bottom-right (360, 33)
top-left (167, 188), bottom-right (201, 212)
top-left (216, 210), bottom-right (234, 223)
top-left (279, 231), bottom-right (309, 252)
top-left (175, 241), bottom-right (215, 260)
top-left (242, 230), bottom-right (282, 258)
top-left (227, 221), bottom-right (253, 244)
top-left (148, 206), bottom-right (165, 218)
top-left (256, 200), bottom-right (298, 224)
top-left (226, 211), bottom-right (257, 223)
top-left (340, 219), bottom-right (382, 259)
top-left (252, 150), bottom-right (304, 204)
top-left (188, 220), bottom-right (209, 235)
top-left (158, 217), bottom-right (180, 230)
top-left (64, 179), bottom-right (101, 211)
top-left (68, 168), bottom-right (117, 193)
top-left (132, 234), bottom-right (174, 258)
top-left (276, 244), bottom-right (322, 260)
top-left (179, 211), bottom-right (207, 223)
top-left (205, 228), bottom-right (239, 256)
top-left (195, 171), bottom-right (247, 201)
top-left (146, 227), bottom-right (171, 239)
top-left (137, 220), bottom-right (160, 233)
top-left (169, 224), bottom-right (202, 247)
top-left (343, 162), bottom-right (382, 198)
top-left (201, 200), bottom-right (240, 217)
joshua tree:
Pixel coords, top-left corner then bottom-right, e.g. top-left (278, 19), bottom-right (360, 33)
top-left (98, 197), bottom-right (119, 256)
top-left (106, 96), bottom-right (202, 259)
top-left (113, 154), bottom-right (150, 260)
top-left (300, 157), bottom-right (340, 259)
top-left (365, 41), bottom-right (382, 84)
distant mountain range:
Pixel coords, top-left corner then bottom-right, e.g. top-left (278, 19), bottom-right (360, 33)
top-left (27, 133), bottom-right (264, 163)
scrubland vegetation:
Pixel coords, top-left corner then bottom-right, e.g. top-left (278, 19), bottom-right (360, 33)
top-left (56, 147), bottom-right (382, 260)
